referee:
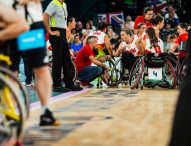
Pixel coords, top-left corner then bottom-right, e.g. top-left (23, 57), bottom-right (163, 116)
top-left (169, 28), bottom-right (191, 146)
top-left (44, 0), bottom-right (82, 92)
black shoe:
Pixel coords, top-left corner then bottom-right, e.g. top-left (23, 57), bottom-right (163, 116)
top-left (67, 85), bottom-right (83, 91)
top-left (39, 108), bottom-right (61, 126)
top-left (53, 86), bottom-right (71, 92)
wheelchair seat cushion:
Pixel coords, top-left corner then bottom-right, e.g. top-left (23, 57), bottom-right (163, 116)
top-left (145, 53), bottom-right (164, 68)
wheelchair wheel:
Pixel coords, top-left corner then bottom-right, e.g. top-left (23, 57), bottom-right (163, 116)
top-left (112, 57), bottom-right (122, 86)
top-left (71, 60), bottom-right (78, 83)
top-left (129, 57), bottom-right (144, 89)
top-left (163, 58), bottom-right (177, 88)
top-left (0, 73), bottom-right (25, 141)
top-left (178, 57), bottom-right (187, 85)
top-left (100, 59), bottom-right (116, 86)
top-left (0, 66), bottom-right (30, 119)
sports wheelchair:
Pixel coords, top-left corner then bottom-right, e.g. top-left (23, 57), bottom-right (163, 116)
top-left (111, 53), bottom-right (144, 89)
top-left (139, 53), bottom-right (177, 89)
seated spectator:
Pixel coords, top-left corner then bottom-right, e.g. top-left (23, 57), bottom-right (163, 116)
top-left (76, 21), bottom-right (83, 37)
top-left (75, 36), bottom-right (110, 87)
top-left (88, 20), bottom-right (96, 31)
top-left (165, 11), bottom-right (179, 29)
top-left (123, 21), bottom-right (131, 30)
top-left (126, 15), bottom-right (135, 30)
top-left (165, 5), bottom-right (179, 19)
top-left (82, 22), bottom-right (94, 39)
top-left (161, 23), bottom-right (175, 42)
top-left (70, 35), bottom-right (83, 56)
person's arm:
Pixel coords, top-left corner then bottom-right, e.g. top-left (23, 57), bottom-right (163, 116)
top-left (140, 40), bottom-right (146, 55)
top-left (83, 35), bottom-right (88, 46)
top-left (169, 43), bottom-right (179, 53)
top-left (0, 4), bottom-right (29, 41)
top-left (104, 35), bottom-right (113, 56)
top-left (135, 36), bottom-right (143, 52)
top-left (43, 3), bottom-right (60, 36)
top-left (113, 42), bottom-right (125, 57)
top-left (66, 28), bottom-right (71, 41)
top-left (89, 55), bottom-right (109, 70)
top-left (43, 12), bottom-right (60, 36)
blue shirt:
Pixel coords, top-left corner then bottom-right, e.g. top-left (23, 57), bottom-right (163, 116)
top-left (71, 43), bottom-right (83, 51)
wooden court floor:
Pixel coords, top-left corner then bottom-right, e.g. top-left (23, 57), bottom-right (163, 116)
top-left (23, 87), bottom-right (179, 146)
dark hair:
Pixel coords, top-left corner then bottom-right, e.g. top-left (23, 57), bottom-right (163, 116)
top-left (85, 22), bottom-right (92, 29)
top-left (143, 7), bottom-right (153, 14)
top-left (74, 35), bottom-right (80, 38)
top-left (170, 33), bottom-right (177, 40)
top-left (98, 22), bottom-right (107, 31)
top-left (86, 36), bottom-right (97, 44)
top-left (145, 27), bottom-right (159, 48)
top-left (67, 17), bottom-right (75, 26)
top-left (137, 23), bottom-right (146, 29)
top-left (152, 15), bottom-right (164, 25)
top-left (121, 29), bottom-right (133, 36)
top-left (178, 23), bottom-right (188, 31)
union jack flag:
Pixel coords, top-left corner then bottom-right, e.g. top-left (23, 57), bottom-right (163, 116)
top-left (98, 11), bottom-right (124, 27)
top-left (147, 0), bottom-right (167, 13)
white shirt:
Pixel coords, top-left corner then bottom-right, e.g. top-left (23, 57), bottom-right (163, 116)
top-left (145, 38), bottom-right (164, 53)
top-left (89, 30), bottom-right (106, 49)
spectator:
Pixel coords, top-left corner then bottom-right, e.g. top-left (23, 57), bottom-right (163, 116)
top-left (134, 7), bottom-right (154, 31)
top-left (123, 21), bottom-right (131, 30)
top-left (75, 36), bottom-right (109, 87)
top-left (165, 11), bottom-right (179, 29)
top-left (66, 17), bottom-right (76, 44)
top-left (161, 23), bottom-right (175, 42)
top-left (70, 35), bottom-right (83, 56)
top-left (126, 15), bottom-right (135, 30)
top-left (165, 5), bottom-right (179, 19)
top-left (76, 21), bottom-right (83, 37)
top-left (88, 20), bottom-right (96, 31)
top-left (107, 28), bottom-right (118, 50)
top-left (107, 28), bottom-right (116, 39)
top-left (82, 22), bottom-right (94, 39)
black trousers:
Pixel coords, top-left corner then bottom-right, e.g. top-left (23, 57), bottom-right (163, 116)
top-left (169, 53), bottom-right (191, 146)
top-left (121, 52), bottom-right (136, 71)
top-left (49, 27), bottom-right (73, 87)
top-left (22, 54), bottom-right (33, 84)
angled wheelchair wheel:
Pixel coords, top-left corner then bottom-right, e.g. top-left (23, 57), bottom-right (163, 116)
top-left (0, 73), bottom-right (25, 141)
top-left (178, 57), bottom-right (187, 85)
top-left (163, 58), bottom-right (177, 88)
top-left (100, 59), bottom-right (116, 87)
top-left (111, 57), bottom-right (123, 86)
top-left (0, 66), bottom-right (30, 119)
top-left (129, 57), bottom-right (144, 89)
top-left (71, 60), bottom-right (78, 83)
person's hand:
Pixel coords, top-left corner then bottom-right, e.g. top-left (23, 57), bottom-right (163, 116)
top-left (103, 64), bottom-right (110, 71)
top-left (50, 31), bottom-right (60, 37)
top-left (105, 55), bottom-right (111, 61)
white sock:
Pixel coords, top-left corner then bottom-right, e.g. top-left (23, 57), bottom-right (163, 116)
top-left (41, 106), bottom-right (48, 115)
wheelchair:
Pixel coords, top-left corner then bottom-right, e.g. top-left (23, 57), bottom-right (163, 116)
top-left (111, 53), bottom-right (144, 89)
top-left (95, 48), bottom-right (118, 87)
top-left (140, 53), bottom-right (177, 89)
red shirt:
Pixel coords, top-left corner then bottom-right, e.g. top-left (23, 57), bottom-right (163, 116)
top-left (175, 32), bottom-right (188, 58)
top-left (134, 16), bottom-right (153, 30)
top-left (75, 45), bottom-right (95, 73)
